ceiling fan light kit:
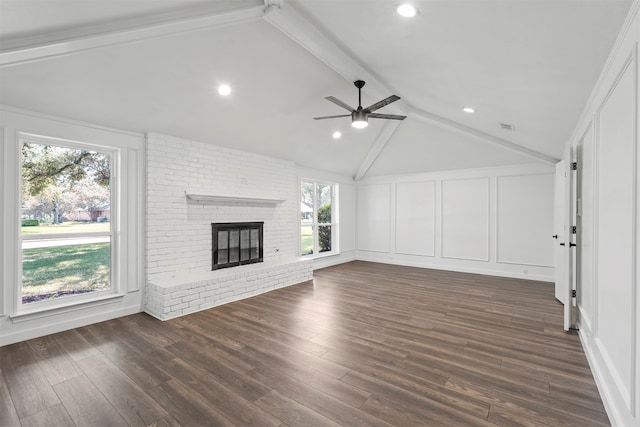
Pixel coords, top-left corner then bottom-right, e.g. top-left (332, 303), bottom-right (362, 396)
top-left (352, 109), bottom-right (368, 128)
top-left (314, 80), bottom-right (406, 129)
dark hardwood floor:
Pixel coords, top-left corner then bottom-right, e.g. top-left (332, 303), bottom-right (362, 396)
top-left (0, 261), bottom-right (608, 426)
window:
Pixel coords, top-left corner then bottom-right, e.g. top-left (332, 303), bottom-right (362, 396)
top-left (20, 136), bottom-right (115, 306)
top-left (300, 180), bottom-right (337, 256)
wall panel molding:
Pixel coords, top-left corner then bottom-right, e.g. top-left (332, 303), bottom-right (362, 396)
top-left (440, 177), bottom-right (490, 262)
top-left (569, 6), bottom-right (640, 423)
top-left (357, 184), bottom-right (391, 253)
top-left (594, 45), bottom-right (637, 413)
top-left (395, 181), bottom-right (436, 257)
top-left (356, 164), bottom-right (554, 281)
top-left (495, 173), bottom-right (555, 268)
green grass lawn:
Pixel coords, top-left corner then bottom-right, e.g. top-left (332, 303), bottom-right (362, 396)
top-left (22, 221), bottom-right (110, 234)
top-left (22, 242), bottom-right (110, 301)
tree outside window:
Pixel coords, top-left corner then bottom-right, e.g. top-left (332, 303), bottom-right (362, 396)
top-left (20, 139), bottom-right (114, 305)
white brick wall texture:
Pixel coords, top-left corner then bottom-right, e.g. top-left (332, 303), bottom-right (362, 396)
top-left (145, 259), bottom-right (313, 320)
top-left (145, 132), bottom-right (312, 319)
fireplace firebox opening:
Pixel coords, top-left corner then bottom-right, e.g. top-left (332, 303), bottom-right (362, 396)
top-left (212, 222), bottom-right (264, 270)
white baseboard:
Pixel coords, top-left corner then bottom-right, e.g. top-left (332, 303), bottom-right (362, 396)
top-left (353, 254), bottom-right (554, 282)
top-left (0, 303), bottom-right (142, 346)
top-left (577, 315), bottom-right (637, 427)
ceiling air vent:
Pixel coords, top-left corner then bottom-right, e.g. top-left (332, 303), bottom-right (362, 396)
top-left (500, 122), bottom-right (515, 131)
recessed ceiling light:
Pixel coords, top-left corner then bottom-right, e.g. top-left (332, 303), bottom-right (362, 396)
top-left (463, 107), bottom-right (475, 113)
top-left (333, 131), bottom-right (342, 139)
top-left (218, 84), bottom-right (231, 96)
top-left (397, 4), bottom-right (418, 17)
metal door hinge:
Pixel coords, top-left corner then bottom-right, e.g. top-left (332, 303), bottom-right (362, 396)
top-left (571, 162), bottom-right (577, 170)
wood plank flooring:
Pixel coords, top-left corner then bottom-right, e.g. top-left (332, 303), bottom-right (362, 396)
top-left (0, 261), bottom-right (609, 426)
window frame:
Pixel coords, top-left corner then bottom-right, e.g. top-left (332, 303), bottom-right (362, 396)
top-left (300, 178), bottom-right (339, 258)
top-left (16, 133), bottom-right (120, 313)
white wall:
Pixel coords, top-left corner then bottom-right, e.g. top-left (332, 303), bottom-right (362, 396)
top-left (356, 164), bottom-right (555, 281)
top-left (0, 107), bottom-right (145, 346)
top-left (567, 2), bottom-right (640, 425)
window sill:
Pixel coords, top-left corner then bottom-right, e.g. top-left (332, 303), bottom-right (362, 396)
top-left (303, 251), bottom-right (340, 260)
top-left (10, 293), bottom-right (125, 324)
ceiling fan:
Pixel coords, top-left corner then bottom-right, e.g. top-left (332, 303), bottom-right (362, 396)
top-left (314, 80), bottom-right (406, 129)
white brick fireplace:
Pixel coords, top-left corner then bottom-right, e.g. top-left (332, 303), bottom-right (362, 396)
top-left (145, 132), bottom-right (312, 320)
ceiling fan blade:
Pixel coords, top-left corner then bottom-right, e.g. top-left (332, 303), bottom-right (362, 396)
top-left (313, 114), bottom-right (351, 120)
top-left (368, 113), bottom-right (407, 120)
top-left (325, 96), bottom-right (355, 112)
top-left (364, 95), bottom-right (401, 113)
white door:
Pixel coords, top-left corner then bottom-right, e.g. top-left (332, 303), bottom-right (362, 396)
top-left (554, 161), bottom-right (567, 305)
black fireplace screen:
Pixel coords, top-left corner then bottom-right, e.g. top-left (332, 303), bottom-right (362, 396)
top-left (212, 222), bottom-right (264, 270)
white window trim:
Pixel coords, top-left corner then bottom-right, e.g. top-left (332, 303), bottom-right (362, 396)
top-left (16, 133), bottom-right (120, 314)
top-left (299, 178), bottom-right (339, 258)
top-left (0, 107), bottom-right (143, 345)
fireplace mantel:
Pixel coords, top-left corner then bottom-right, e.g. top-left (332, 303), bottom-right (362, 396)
top-left (185, 192), bottom-right (285, 205)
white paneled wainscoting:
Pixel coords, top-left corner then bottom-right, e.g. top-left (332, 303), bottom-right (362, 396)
top-left (356, 164), bottom-right (556, 282)
top-left (566, 2), bottom-right (640, 425)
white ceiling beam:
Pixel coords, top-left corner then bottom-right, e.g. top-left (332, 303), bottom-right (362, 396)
top-left (354, 120), bottom-right (403, 181)
top-left (409, 108), bottom-right (559, 165)
top-left (263, 1), bottom-right (406, 181)
top-left (0, 4), bottom-right (266, 68)
top-left (264, 1), bottom-right (559, 171)
top-left (262, 3), bottom-right (406, 116)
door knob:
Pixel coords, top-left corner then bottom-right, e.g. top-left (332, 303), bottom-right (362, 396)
top-left (569, 243), bottom-right (576, 247)
top-left (552, 235), bottom-right (558, 239)
top-left (560, 243), bottom-right (565, 246)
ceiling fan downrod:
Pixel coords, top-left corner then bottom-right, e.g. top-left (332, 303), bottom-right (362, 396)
top-left (354, 80), bottom-right (365, 109)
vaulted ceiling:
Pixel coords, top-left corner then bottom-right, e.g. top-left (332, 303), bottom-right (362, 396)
top-left (0, 0), bottom-right (633, 178)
